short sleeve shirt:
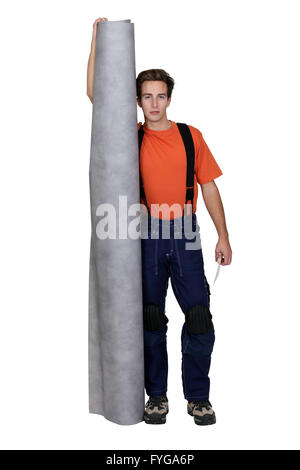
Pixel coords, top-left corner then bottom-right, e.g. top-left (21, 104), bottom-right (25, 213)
top-left (138, 120), bottom-right (222, 219)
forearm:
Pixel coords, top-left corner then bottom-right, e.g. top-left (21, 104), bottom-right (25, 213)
top-left (87, 41), bottom-right (96, 102)
top-left (200, 181), bottom-right (229, 240)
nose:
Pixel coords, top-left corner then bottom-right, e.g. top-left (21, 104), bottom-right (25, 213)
top-left (152, 97), bottom-right (158, 108)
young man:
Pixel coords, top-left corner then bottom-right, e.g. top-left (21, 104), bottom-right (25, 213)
top-left (87, 18), bottom-right (232, 426)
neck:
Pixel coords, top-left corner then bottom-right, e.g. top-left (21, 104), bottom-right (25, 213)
top-left (144, 115), bottom-right (172, 131)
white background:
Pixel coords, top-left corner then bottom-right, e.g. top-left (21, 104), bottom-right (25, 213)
top-left (0, 0), bottom-right (299, 450)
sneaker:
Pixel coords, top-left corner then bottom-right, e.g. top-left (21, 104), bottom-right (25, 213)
top-left (144, 394), bottom-right (169, 424)
top-left (187, 399), bottom-right (216, 425)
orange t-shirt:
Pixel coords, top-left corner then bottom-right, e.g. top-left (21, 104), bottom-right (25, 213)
top-left (138, 120), bottom-right (223, 220)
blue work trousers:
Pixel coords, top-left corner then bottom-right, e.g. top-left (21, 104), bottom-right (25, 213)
top-left (141, 212), bottom-right (215, 401)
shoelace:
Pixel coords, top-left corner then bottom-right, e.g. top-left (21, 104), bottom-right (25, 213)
top-left (146, 396), bottom-right (167, 409)
top-left (192, 399), bottom-right (212, 410)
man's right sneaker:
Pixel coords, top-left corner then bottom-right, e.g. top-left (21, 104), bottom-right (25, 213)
top-left (187, 399), bottom-right (216, 425)
top-left (144, 395), bottom-right (169, 424)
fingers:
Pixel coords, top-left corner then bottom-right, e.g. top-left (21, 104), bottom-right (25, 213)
top-left (220, 252), bottom-right (232, 265)
top-left (221, 254), bottom-right (228, 265)
top-left (92, 17), bottom-right (108, 41)
top-left (215, 250), bottom-right (232, 265)
top-left (219, 253), bottom-right (226, 265)
top-left (93, 17), bottom-right (108, 26)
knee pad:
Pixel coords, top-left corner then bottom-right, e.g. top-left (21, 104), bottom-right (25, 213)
top-left (143, 303), bottom-right (165, 331)
top-left (185, 304), bottom-right (214, 335)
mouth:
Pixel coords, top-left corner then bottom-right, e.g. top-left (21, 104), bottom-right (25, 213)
top-left (150, 111), bottom-right (159, 114)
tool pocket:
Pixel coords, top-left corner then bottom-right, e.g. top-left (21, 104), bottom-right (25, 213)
top-left (204, 275), bottom-right (211, 307)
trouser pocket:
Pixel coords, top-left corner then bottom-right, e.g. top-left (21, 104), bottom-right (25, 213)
top-left (204, 275), bottom-right (211, 307)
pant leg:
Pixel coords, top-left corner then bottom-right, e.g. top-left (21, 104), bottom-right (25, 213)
top-left (169, 216), bottom-right (215, 401)
top-left (141, 235), bottom-right (170, 396)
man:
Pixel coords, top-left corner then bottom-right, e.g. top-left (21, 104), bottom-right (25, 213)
top-left (87, 17), bottom-right (232, 426)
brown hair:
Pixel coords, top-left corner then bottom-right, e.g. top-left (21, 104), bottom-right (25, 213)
top-left (136, 69), bottom-right (175, 101)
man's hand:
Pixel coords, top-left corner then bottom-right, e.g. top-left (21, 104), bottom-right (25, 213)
top-left (91, 17), bottom-right (108, 46)
top-left (215, 237), bottom-right (232, 266)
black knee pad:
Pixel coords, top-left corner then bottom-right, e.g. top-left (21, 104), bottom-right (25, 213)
top-left (143, 303), bottom-right (165, 331)
top-left (185, 304), bottom-right (214, 334)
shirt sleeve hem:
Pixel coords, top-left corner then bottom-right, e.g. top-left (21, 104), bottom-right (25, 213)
top-left (198, 171), bottom-right (223, 185)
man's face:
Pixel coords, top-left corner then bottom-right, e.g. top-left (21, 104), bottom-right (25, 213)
top-left (137, 81), bottom-right (171, 122)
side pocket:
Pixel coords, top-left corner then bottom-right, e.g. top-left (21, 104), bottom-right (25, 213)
top-left (204, 275), bottom-right (211, 307)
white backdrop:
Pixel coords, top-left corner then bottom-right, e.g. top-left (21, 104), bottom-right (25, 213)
top-left (0, 0), bottom-right (299, 450)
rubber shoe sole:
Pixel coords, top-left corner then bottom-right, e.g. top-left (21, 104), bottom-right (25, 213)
top-left (187, 407), bottom-right (216, 426)
top-left (144, 413), bottom-right (167, 424)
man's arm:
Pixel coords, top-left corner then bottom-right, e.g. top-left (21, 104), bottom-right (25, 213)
top-left (200, 180), bottom-right (232, 265)
top-left (87, 17), bottom-right (108, 103)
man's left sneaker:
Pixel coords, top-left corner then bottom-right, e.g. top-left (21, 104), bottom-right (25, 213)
top-left (187, 399), bottom-right (216, 425)
top-left (144, 395), bottom-right (169, 424)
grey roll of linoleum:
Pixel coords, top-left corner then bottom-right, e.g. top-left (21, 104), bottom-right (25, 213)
top-left (88, 19), bottom-right (144, 425)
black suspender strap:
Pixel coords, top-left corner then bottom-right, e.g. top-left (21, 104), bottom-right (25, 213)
top-left (138, 122), bottom-right (195, 217)
top-left (176, 122), bottom-right (195, 216)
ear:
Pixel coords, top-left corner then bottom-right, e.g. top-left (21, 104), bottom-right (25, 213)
top-left (137, 97), bottom-right (142, 108)
top-left (167, 97), bottom-right (171, 107)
